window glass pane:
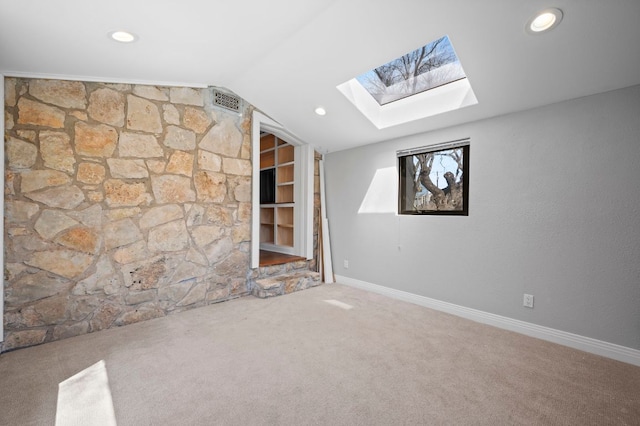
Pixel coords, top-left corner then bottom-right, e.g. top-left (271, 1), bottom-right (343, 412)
top-left (356, 36), bottom-right (467, 106)
top-left (398, 143), bottom-right (469, 215)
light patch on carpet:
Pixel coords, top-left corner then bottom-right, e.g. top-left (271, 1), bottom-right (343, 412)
top-left (324, 299), bottom-right (353, 310)
top-left (56, 360), bottom-right (117, 426)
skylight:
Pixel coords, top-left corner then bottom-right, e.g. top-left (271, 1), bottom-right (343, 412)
top-left (337, 35), bottom-right (477, 129)
top-left (356, 36), bottom-right (466, 106)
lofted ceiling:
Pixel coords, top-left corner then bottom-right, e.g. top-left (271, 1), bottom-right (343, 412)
top-left (1, 0), bottom-right (639, 153)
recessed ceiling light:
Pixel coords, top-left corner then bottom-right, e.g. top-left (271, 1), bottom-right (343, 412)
top-left (315, 106), bottom-right (327, 116)
top-left (109, 30), bottom-right (137, 43)
top-left (527, 8), bottom-right (563, 34)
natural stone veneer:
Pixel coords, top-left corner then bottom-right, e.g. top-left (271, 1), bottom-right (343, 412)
top-left (3, 78), bottom-right (253, 351)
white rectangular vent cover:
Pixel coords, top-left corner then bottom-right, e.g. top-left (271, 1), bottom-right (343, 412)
top-left (213, 89), bottom-right (241, 113)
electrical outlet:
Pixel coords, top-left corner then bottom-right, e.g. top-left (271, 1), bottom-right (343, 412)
top-left (523, 294), bottom-right (534, 308)
top-left (343, 260), bottom-right (349, 269)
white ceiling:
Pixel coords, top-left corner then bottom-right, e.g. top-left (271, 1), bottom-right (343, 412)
top-left (1, 0), bottom-right (639, 153)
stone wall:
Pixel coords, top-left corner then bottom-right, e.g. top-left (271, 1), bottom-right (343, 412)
top-left (3, 78), bottom-right (253, 351)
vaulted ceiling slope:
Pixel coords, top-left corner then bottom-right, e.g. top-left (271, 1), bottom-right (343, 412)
top-left (1, 0), bottom-right (639, 153)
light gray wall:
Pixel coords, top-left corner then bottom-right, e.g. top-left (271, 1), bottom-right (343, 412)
top-left (325, 85), bottom-right (640, 350)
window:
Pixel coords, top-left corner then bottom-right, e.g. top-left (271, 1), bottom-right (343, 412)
top-left (398, 139), bottom-right (470, 215)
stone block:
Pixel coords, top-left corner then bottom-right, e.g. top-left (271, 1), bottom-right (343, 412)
top-left (16, 130), bottom-right (36, 142)
top-left (148, 220), bottom-right (190, 252)
top-left (6, 137), bottom-right (37, 169)
top-left (107, 159), bottom-right (149, 179)
top-left (162, 104), bottom-right (180, 125)
top-left (231, 224), bottom-right (251, 243)
top-left (197, 150), bottom-right (222, 172)
top-left (53, 322), bottom-right (90, 341)
top-left (237, 202), bottom-right (251, 223)
top-left (118, 132), bottom-right (164, 158)
top-left (104, 179), bottom-right (152, 207)
top-left (25, 249), bottom-right (94, 279)
top-left (104, 218), bottom-right (143, 250)
top-left (125, 290), bottom-right (156, 305)
top-left (72, 255), bottom-right (119, 295)
top-left (158, 283), bottom-right (191, 303)
top-left (5, 110), bottom-right (14, 130)
top-left (185, 204), bottom-right (206, 227)
top-left (214, 251), bottom-right (249, 276)
top-left (194, 171), bottom-right (226, 203)
top-left (74, 122), bottom-right (118, 157)
top-left (66, 204), bottom-right (103, 228)
top-left (169, 87), bottom-right (203, 106)
top-left (115, 305), bottom-right (165, 326)
top-left (40, 131), bottom-right (76, 174)
top-left (230, 278), bottom-right (249, 295)
top-left (87, 191), bottom-right (104, 203)
top-left (29, 79), bottom-right (86, 109)
top-left (18, 98), bottom-right (65, 128)
top-left (5, 77), bottom-right (17, 106)
top-left (240, 137), bottom-right (251, 160)
top-left (21, 170), bottom-right (71, 193)
top-left (121, 257), bottom-right (167, 290)
top-left (132, 85), bottom-right (168, 101)
top-left (77, 162), bottom-right (106, 184)
top-left (163, 126), bottom-right (196, 150)
top-left (55, 227), bottom-right (100, 254)
top-left (176, 283), bottom-right (207, 307)
top-left (206, 205), bottom-right (234, 227)
top-left (70, 111), bottom-right (88, 120)
top-left (206, 286), bottom-right (230, 302)
top-left (204, 236), bottom-right (233, 264)
top-left (3, 330), bottom-right (47, 351)
top-left (87, 87), bottom-right (125, 126)
top-left (234, 183), bottom-right (251, 202)
top-left (5, 200), bottom-right (39, 223)
top-left (90, 303), bottom-right (122, 331)
top-left (126, 95), bottom-right (162, 133)
top-left (34, 210), bottom-right (78, 240)
top-left (140, 204), bottom-right (184, 229)
top-left (5, 271), bottom-right (72, 305)
top-left (222, 158), bottom-right (251, 176)
top-left (199, 118), bottom-right (242, 157)
top-left (113, 241), bottom-right (150, 264)
top-left (151, 175), bottom-right (196, 204)
top-left (106, 207), bottom-right (141, 221)
top-left (165, 150), bottom-right (194, 177)
top-left (185, 247), bottom-right (208, 266)
top-left (146, 159), bottom-right (166, 174)
top-left (32, 295), bottom-right (69, 324)
top-left (25, 185), bottom-right (85, 209)
top-left (183, 107), bottom-right (211, 133)
top-left (190, 225), bottom-right (223, 248)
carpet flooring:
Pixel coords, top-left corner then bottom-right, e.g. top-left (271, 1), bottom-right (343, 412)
top-left (1, 283), bottom-right (639, 425)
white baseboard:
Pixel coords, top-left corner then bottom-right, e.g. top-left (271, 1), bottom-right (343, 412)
top-left (336, 275), bottom-right (640, 367)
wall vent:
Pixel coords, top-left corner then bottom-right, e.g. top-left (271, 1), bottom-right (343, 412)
top-left (213, 89), bottom-right (241, 113)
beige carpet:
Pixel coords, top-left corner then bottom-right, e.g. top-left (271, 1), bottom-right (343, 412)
top-left (55, 360), bottom-right (117, 426)
top-left (1, 283), bottom-right (639, 425)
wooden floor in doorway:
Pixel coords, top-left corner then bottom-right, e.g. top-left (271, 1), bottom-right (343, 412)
top-left (259, 250), bottom-right (305, 267)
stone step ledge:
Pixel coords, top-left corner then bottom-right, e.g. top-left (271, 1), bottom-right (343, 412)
top-left (251, 270), bottom-right (322, 298)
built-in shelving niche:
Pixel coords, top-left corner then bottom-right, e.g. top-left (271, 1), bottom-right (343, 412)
top-left (259, 133), bottom-right (295, 251)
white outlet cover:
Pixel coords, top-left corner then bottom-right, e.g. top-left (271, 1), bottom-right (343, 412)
top-left (523, 294), bottom-right (534, 308)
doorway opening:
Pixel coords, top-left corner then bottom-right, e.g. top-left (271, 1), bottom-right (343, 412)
top-left (250, 111), bottom-right (313, 269)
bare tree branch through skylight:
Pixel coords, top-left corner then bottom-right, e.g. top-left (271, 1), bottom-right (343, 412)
top-left (356, 36), bottom-right (467, 105)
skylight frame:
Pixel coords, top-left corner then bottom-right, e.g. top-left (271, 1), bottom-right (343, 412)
top-left (337, 35), bottom-right (477, 129)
